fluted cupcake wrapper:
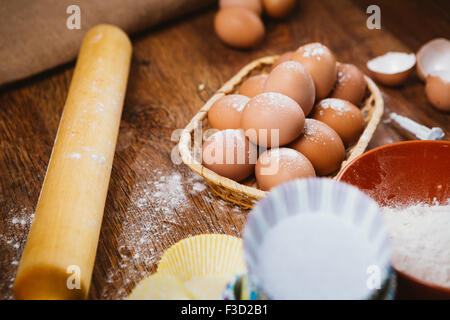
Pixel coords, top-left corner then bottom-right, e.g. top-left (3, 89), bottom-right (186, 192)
top-left (158, 234), bottom-right (246, 280)
top-left (242, 178), bottom-right (394, 300)
top-left (129, 234), bottom-right (246, 300)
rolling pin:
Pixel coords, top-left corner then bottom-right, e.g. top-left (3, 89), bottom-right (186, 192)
top-left (14, 25), bottom-right (132, 299)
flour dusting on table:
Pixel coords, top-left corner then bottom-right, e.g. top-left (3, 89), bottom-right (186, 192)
top-left (100, 169), bottom-right (211, 299)
top-left (0, 206), bottom-right (34, 299)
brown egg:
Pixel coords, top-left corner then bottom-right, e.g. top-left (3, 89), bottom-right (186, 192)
top-left (366, 52), bottom-right (416, 86)
top-left (292, 42), bottom-right (337, 99)
top-left (239, 74), bottom-right (269, 98)
top-left (241, 92), bottom-right (305, 148)
top-left (202, 129), bottom-right (257, 181)
top-left (288, 119), bottom-right (345, 176)
top-left (214, 7), bottom-right (265, 49)
top-left (219, 0), bottom-right (263, 15)
top-left (255, 148), bottom-right (315, 191)
top-left (425, 71), bottom-right (450, 112)
top-left (330, 64), bottom-right (367, 106)
top-left (262, 0), bottom-right (297, 19)
top-left (264, 61), bottom-right (316, 115)
top-left (272, 51), bottom-right (295, 70)
top-left (312, 98), bottom-right (365, 146)
top-left (208, 94), bottom-right (250, 130)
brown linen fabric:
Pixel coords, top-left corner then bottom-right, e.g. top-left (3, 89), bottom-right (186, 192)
top-left (0, 0), bottom-right (215, 85)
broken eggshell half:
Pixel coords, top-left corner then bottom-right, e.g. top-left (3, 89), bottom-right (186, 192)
top-left (367, 52), bottom-right (416, 86)
top-left (416, 38), bottom-right (450, 82)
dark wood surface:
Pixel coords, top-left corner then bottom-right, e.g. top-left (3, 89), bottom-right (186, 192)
top-left (0, 0), bottom-right (449, 300)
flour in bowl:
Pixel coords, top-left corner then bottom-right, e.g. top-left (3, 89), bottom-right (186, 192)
top-left (382, 202), bottom-right (450, 288)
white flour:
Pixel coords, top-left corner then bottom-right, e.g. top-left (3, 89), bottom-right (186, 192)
top-left (100, 169), bottom-right (211, 299)
top-left (0, 206), bottom-right (34, 300)
top-left (382, 202), bottom-right (450, 288)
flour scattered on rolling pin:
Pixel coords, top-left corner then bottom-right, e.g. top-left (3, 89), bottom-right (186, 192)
top-left (389, 112), bottom-right (445, 140)
top-left (68, 152), bottom-right (82, 159)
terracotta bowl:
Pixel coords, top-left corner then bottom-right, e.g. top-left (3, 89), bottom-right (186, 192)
top-left (337, 140), bottom-right (450, 300)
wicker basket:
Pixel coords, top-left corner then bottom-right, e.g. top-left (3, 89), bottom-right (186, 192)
top-left (179, 56), bottom-right (384, 208)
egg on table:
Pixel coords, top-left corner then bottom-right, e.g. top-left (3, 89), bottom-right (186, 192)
top-left (255, 147), bottom-right (315, 191)
top-left (425, 71), bottom-right (450, 112)
top-left (262, 0), bottom-right (297, 19)
top-left (214, 7), bottom-right (265, 49)
top-left (312, 98), bottom-right (365, 146)
top-left (219, 0), bottom-right (263, 16)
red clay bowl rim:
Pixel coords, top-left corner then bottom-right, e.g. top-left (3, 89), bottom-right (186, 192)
top-left (337, 140), bottom-right (450, 180)
top-left (337, 140), bottom-right (450, 296)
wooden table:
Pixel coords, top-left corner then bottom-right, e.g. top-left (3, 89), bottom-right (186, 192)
top-left (1, 0), bottom-right (449, 300)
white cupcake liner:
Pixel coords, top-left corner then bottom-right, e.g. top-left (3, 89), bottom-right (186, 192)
top-left (243, 178), bottom-right (393, 300)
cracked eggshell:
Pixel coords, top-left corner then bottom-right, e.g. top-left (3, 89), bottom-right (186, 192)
top-left (214, 7), bottom-right (265, 49)
top-left (366, 52), bottom-right (416, 86)
top-left (425, 71), bottom-right (450, 112)
top-left (264, 61), bottom-right (315, 116)
top-left (416, 38), bottom-right (450, 82)
top-left (292, 42), bottom-right (337, 100)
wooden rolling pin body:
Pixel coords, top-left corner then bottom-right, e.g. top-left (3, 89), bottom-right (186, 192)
top-left (14, 25), bottom-right (132, 299)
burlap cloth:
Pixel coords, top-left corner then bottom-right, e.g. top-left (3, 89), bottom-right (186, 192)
top-left (0, 0), bottom-right (215, 86)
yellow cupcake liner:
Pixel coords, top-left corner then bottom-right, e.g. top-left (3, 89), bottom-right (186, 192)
top-left (158, 234), bottom-right (246, 281)
top-left (127, 274), bottom-right (192, 300)
top-left (128, 234), bottom-right (246, 300)
top-left (183, 274), bottom-right (236, 300)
